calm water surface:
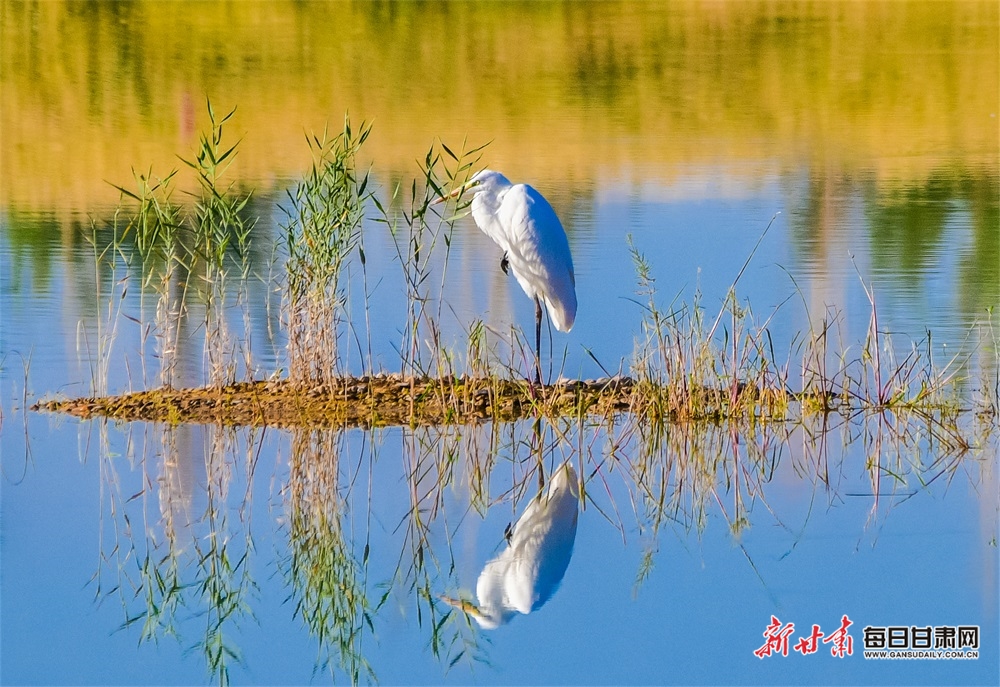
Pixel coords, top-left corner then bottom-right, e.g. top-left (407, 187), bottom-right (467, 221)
top-left (2, 2), bottom-right (998, 685)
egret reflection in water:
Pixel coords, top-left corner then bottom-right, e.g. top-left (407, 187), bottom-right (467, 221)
top-left (443, 461), bottom-right (580, 629)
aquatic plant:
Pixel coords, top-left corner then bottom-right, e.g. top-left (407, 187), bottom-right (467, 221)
top-left (182, 102), bottom-right (256, 388)
top-left (96, 420), bottom-right (260, 687)
top-left (375, 138), bottom-right (487, 378)
top-left (281, 118), bottom-right (371, 385)
top-left (104, 101), bottom-right (256, 392)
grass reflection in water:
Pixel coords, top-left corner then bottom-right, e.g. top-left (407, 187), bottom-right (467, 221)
top-left (89, 394), bottom-right (995, 683)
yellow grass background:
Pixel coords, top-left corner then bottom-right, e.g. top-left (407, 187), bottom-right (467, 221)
top-left (2, 0), bottom-right (997, 218)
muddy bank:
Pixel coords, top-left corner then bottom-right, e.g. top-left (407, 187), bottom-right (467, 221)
top-left (32, 375), bottom-right (642, 428)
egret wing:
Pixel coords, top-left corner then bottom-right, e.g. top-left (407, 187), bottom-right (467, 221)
top-left (498, 185), bottom-right (578, 331)
top-left (503, 462), bottom-right (581, 613)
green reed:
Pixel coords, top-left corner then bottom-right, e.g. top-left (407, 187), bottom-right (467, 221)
top-left (626, 221), bottom-right (992, 428)
top-left (108, 100), bottom-right (255, 391)
top-left (374, 139), bottom-right (497, 378)
top-left (281, 117), bottom-right (371, 385)
top-left (114, 168), bottom-right (184, 389)
top-left (182, 102), bottom-right (256, 387)
top-left (79, 212), bottom-right (129, 397)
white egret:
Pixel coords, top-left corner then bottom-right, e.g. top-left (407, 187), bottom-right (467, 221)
top-left (441, 462), bottom-right (580, 629)
top-left (435, 170), bottom-right (577, 384)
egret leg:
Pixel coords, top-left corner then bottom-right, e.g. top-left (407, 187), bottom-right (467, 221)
top-left (534, 297), bottom-right (543, 386)
top-left (533, 416), bottom-right (545, 491)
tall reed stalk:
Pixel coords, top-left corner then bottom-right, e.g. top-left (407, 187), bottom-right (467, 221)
top-left (117, 169), bottom-right (184, 389)
top-left (183, 102), bottom-right (255, 387)
top-left (113, 101), bottom-right (255, 390)
top-left (282, 118), bottom-right (371, 385)
top-left (375, 140), bottom-right (488, 379)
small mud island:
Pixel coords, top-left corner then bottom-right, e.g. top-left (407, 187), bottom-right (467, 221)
top-left (32, 375), bottom-right (813, 428)
top-left (34, 375), bottom-right (641, 428)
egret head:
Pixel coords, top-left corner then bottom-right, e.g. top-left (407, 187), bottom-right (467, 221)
top-left (467, 169), bottom-right (511, 194)
top-left (438, 594), bottom-right (510, 630)
top-left (432, 169), bottom-right (511, 205)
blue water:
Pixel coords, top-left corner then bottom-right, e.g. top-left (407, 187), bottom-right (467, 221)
top-left (2, 412), bottom-right (996, 684)
top-left (2, 174), bottom-right (997, 684)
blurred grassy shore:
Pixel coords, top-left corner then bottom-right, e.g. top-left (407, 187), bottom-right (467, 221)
top-left (3, 0), bottom-right (997, 220)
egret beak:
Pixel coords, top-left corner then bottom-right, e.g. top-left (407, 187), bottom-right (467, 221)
top-left (439, 595), bottom-right (483, 619)
top-left (431, 179), bottom-right (479, 205)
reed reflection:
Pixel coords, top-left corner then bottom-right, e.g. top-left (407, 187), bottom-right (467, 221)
top-left (87, 392), bottom-right (995, 683)
top-left (282, 428), bottom-right (373, 683)
top-left (97, 420), bottom-right (259, 685)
